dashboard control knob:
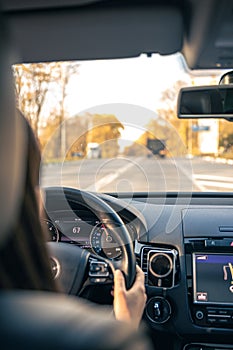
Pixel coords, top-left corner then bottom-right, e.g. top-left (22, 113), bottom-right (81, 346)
top-left (146, 296), bottom-right (171, 324)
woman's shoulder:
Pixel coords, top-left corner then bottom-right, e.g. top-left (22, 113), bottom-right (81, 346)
top-left (0, 290), bottom-right (153, 350)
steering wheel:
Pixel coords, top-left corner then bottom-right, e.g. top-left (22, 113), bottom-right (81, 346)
top-left (44, 187), bottom-right (136, 295)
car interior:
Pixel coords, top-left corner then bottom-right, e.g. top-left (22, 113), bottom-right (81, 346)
top-left (1, 0), bottom-right (233, 350)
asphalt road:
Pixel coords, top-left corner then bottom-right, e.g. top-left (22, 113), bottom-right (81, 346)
top-left (40, 156), bottom-right (233, 193)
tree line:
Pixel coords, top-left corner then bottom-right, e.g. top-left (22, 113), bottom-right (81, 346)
top-left (14, 62), bottom-right (233, 161)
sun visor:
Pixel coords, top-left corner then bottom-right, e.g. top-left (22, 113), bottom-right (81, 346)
top-left (0, 15), bottom-right (26, 246)
top-left (5, 5), bottom-right (183, 63)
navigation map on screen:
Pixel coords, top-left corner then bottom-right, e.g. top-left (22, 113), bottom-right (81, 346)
top-left (193, 253), bottom-right (233, 304)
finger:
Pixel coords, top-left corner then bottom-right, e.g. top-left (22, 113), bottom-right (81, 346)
top-left (129, 266), bottom-right (146, 293)
top-left (114, 269), bottom-right (126, 293)
top-left (135, 265), bottom-right (145, 284)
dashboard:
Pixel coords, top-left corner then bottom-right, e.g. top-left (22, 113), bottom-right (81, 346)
top-left (44, 189), bottom-right (233, 350)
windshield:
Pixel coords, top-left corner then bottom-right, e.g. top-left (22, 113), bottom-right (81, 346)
top-left (13, 53), bottom-right (232, 194)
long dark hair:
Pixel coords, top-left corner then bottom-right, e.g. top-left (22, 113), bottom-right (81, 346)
top-left (0, 111), bottom-right (58, 291)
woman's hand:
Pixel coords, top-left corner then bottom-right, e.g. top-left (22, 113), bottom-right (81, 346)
top-left (112, 265), bottom-right (147, 329)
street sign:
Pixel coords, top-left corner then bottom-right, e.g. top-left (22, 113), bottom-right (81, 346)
top-left (192, 125), bottom-right (210, 132)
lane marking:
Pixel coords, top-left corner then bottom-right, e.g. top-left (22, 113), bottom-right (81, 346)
top-left (196, 180), bottom-right (233, 190)
top-left (173, 162), bottom-right (206, 191)
top-left (194, 174), bottom-right (233, 190)
top-left (85, 158), bottom-right (142, 191)
top-left (193, 174), bottom-right (233, 182)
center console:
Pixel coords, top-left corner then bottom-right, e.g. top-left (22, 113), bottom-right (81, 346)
top-left (182, 207), bottom-right (233, 333)
top-left (138, 207), bottom-right (233, 350)
top-left (185, 237), bottom-right (233, 329)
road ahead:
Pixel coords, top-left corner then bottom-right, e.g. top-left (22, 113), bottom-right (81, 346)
top-left (40, 156), bottom-right (233, 193)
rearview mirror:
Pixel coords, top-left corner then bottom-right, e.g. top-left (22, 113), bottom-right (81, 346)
top-left (177, 85), bottom-right (233, 120)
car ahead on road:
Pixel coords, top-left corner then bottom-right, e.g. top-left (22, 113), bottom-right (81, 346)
top-left (146, 138), bottom-right (167, 158)
top-left (1, 1), bottom-right (233, 350)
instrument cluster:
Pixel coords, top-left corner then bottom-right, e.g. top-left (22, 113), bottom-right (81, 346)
top-left (42, 212), bottom-right (136, 260)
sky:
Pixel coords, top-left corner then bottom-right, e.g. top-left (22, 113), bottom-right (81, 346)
top-left (65, 53), bottom-right (190, 122)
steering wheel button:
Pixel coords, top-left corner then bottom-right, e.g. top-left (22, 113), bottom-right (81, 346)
top-left (90, 264), bottom-right (101, 273)
top-left (89, 261), bottom-right (109, 278)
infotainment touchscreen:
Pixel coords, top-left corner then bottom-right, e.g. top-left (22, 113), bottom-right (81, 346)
top-left (193, 253), bottom-right (233, 305)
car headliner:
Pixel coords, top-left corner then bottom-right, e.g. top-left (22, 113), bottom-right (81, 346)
top-left (1, 0), bottom-right (233, 70)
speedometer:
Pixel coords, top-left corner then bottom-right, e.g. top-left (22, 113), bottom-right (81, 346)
top-left (90, 223), bottom-right (122, 259)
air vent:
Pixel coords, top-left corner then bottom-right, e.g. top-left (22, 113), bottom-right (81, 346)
top-left (141, 246), bottom-right (152, 274)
